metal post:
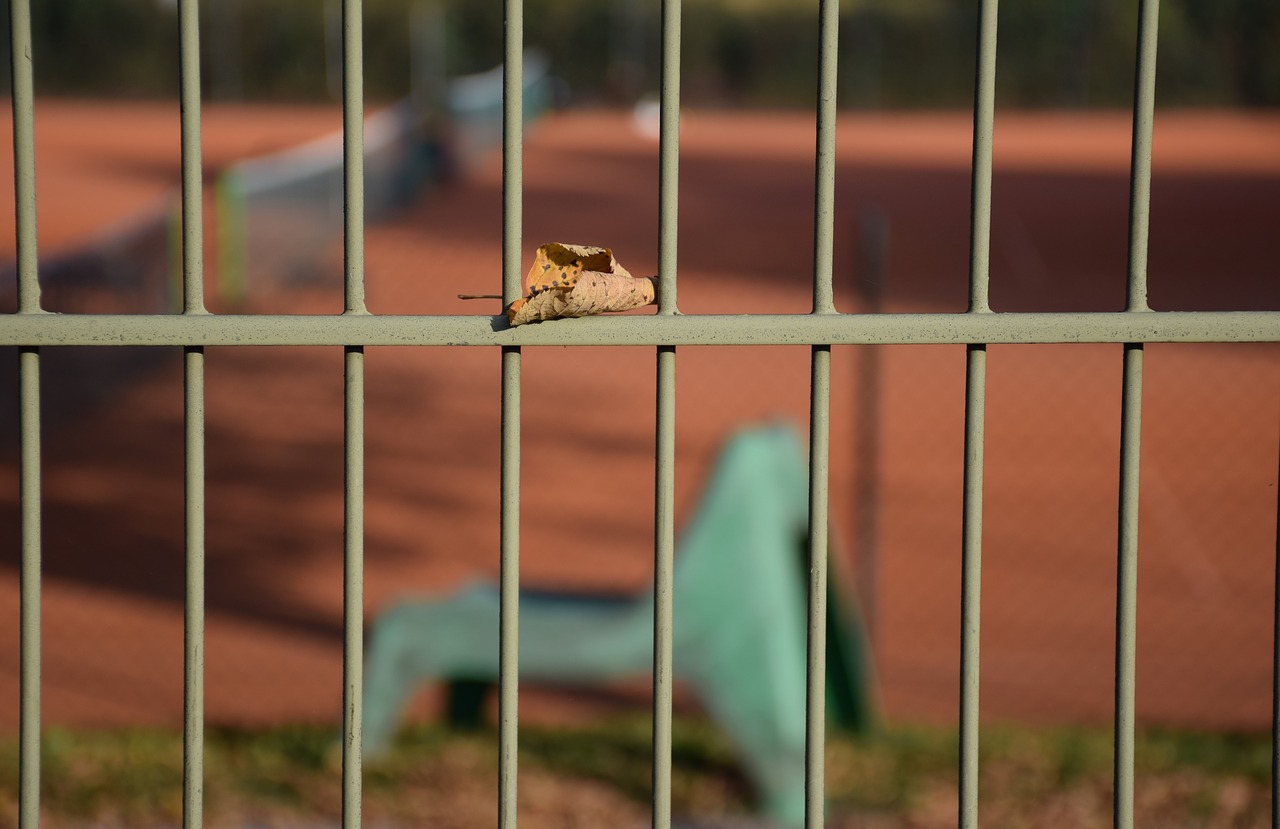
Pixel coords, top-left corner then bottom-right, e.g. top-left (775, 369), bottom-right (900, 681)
top-left (968, 0), bottom-right (997, 318)
top-left (179, 0), bottom-right (206, 315)
top-left (805, 4), bottom-right (839, 823)
top-left (1125, 0), bottom-right (1160, 317)
top-left (958, 343), bottom-right (987, 829)
top-left (653, 345), bottom-right (676, 829)
top-left (10, 0), bottom-right (41, 825)
top-left (10, 0), bottom-right (39, 315)
top-left (812, 0), bottom-right (838, 316)
top-left (18, 346), bottom-right (41, 829)
top-left (959, 1), bottom-right (997, 826)
top-left (500, 0), bottom-right (524, 825)
top-left (652, 1), bottom-right (681, 824)
top-left (1114, 2), bottom-right (1159, 826)
top-left (805, 345), bottom-right (831, 829)
top-left (343, 0), bottom-right (367, 316)
top-left (343, 346), bottom-right (365, 829)
top-left (499, 345), bottom-right (521, 829)
top-left (341, 2), bottom-right (367, 827)
top-left (178, 2), bottom-right (208, 827)
top-left (658, 0), bottom-right (680, 317)
top-left (1113, 342), bottom-right (1143, 829)
top-left (182, 346), bottom-right (205, 829)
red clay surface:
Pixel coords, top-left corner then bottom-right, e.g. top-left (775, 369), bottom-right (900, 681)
top-left (1, 103), bottom-right (1278, 734)
top-left (0, 99), bottom-right (344, 258)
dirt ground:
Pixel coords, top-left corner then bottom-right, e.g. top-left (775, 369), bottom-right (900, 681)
top-left (0, 102), bottom-right (1278, 741)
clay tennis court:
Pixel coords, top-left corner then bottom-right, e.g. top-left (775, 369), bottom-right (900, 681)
top-left (1, 102), bottom-right (1278, 737)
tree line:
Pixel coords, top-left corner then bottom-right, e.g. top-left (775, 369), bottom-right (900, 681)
top-left (3, 0), bottom-right (1275, 107)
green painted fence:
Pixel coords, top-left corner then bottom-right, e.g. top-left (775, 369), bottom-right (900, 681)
top-left (6, 1), bottom-right (1280, 828)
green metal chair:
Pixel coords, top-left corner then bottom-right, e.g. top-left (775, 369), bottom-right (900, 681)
top-left (362, 424), bottom-right (877, 825)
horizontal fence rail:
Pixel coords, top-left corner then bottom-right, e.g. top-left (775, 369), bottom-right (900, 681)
top-left (2, 310), bottom-right (1278, 347)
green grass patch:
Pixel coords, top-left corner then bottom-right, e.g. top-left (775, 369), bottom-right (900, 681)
top-left (0, 718), bottom-right (1270, 827)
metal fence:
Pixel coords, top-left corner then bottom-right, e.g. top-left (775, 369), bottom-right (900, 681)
top-left (5, 0), bottom-right (1280, 828)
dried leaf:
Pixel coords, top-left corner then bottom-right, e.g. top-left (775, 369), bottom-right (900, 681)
top-left (507, 242), bottom-right (656, 325)
top-left (525, 242), bottom-right (618, 294)
top-left (509, 272), bottom-right (657, 325)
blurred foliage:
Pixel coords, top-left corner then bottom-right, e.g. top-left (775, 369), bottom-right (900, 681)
top-left (0, 0), bottom-right (1276, 106)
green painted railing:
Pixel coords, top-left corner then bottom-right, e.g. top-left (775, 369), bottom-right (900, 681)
top-left (8, 0), bottom-right (1280, 828)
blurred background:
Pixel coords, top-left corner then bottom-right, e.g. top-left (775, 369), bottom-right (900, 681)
top-left (1, 0), bottom-right (1279, 826)
top-left (0, 0), bottom-right (1278, 106)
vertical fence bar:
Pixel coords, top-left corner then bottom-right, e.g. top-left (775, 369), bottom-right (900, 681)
top-left (652, 1), bottom-right (680, 826)
top-left (1113, 342), bottom-right (1143, 829)
top-left (179, 0), bottom-right (206, 314)
top-left (960, 1), bottom-right (997, 826)
top-left (499, 345), bottom-right (521, 829)
top-left (177, 1), bottom-right (208, 827)
top-left (805, 0), bottom-right (839, 824)
top-left (340, 1), bottom-right (366, 827)
top-left (1115, 3), bottom-right (1158, 827)
top-left (967, 0), bottom-right (997, 318)
top-left (500, 0), bottom-right (524, 825)
top-left (811, 0), bottom-right (838, 316)
top-left (657, 0), bottom-right (680, 316)
top-left (805, 345), bottom-right (831, 829)
top-left (1125, 0), bottom-right (1159, 317)
top-left (182, 346), bottom-right (205, 829)
top-left (652, 345), bottom-right (675, 829)
top-left (10, 0), bottom-right (38, 315)
top-left (11, 0), bottom-right (41, 826)
top-left (342, 346), bottom-right (365, 829)
top-left (958, 343), bottom-right (986, 829)
top-left (18, 347), bottom-right (40, 829)
top-left (343, 0), bottom-right (367, 316)
top-left (503, 0), bottom-right (523, 307)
